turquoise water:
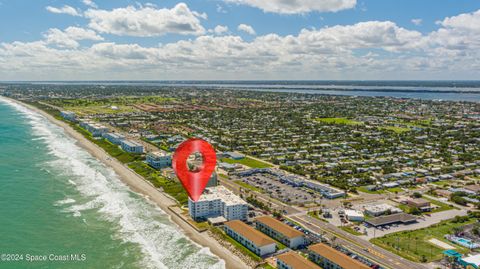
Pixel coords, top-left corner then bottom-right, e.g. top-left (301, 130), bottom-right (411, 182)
top-left (0, 98), bottom-right (223, 269)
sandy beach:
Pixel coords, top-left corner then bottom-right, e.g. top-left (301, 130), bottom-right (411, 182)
top-left (10, 98), bottom-right (249, 269)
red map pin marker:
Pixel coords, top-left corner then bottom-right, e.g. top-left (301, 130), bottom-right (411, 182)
top-left (172, 138), bottom-right (217, 202)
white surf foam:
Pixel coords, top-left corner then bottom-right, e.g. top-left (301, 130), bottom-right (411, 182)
top-left (0, 97), bottom-right (225, 269)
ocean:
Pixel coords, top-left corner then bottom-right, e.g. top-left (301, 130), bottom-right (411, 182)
top-left (0, 98), bottom-right (224, 269)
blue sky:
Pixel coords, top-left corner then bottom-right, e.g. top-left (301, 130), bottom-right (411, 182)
top-left (0, 0), bottom-right (479, 80)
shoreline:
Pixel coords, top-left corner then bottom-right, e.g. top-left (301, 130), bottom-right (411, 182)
top-left (5, 97), bottom-right (249, 269)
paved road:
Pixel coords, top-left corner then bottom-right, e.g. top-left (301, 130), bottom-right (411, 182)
top-left (290, 214), bottom-right (428, 269)
top-left (220, 177), bottom-right (428, 269)
top-left (361, 208), bottom-right (468, 239)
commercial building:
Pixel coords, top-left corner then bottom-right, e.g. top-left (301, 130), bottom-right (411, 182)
top-left (188, 186), bottom-right (247, 221)
top-left (405, 198), bottom-right (431, 211)
top-left (363, 203), bottom-right (402, 216)
top-left (224, 220), bottom-right (276, 257)
top-left (343, 209), bottom-right (364, 222)
top-left (308, 243), bottom-right (370, 269)
top-left (60, 111), bottom-right (76, 122)
top-left (236, 168), bottom-right (345, 199)
top-left (277, 251), bottom-right (320, 269)
top-left (103, 132), bottom-right (125, 145)
top-left (365, 213), bottom-right (417, 227)
top-left (255, 216), bottom-right (305, 249)
top-left (146, 151), bottom-right (172, 169)
top-left (121, 140), bottom-right (144, 154)
top-left (303, 180), bottom-right (346, 199)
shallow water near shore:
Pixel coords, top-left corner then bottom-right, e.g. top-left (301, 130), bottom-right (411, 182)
top-left (0, 98), bottom-right (224, 269)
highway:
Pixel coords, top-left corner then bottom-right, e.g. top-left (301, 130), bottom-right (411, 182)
top-left (219, 176), bottom-right (428, 269)
top-left (289, 213), bottom-right (428, 269)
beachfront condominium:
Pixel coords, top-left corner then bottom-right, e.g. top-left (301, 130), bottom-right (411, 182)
top-left (146, 151), bottom-right (172, 169)
top-left (277, 251), bottom-right (320, 269)
top-left (188, 186), bottom-right (247, 221)
top-left (103, 132), bottom-right (125, 145)
top-left (60, 111), bottom-right (76, 122)
top-left (255, 216), bottom-right (305, 249)
top-left (79, 120), bottom-right (109, 137)
top-left (206, 171), bottom-right (218, 188)
top-left (121, 140), bottom-right (144, 154)
top-left (308, 243), bottom-right (370, 269)
top-left (224, 220), bottom-right (276, 257)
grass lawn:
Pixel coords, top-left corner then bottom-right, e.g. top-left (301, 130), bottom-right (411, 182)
top-left (371, 218), bottom-right (474, 263)
top-left (128, 161), bottom-right (188, 205)
top-left (386, 187), bottom-right (404, 193)
top-left (380, 126), bottom-right (411, 134)
top-left (218, 173), bottom-right (229, 179)
top-left (315, 117), bottom-right (363, 125)
top-left (433, 180), bottom-right (453, 187)
top-left (358, 186), bottom-right (385, 194)
top-left (65, 105), bottom-right (137, 116)
top-left (423, 196), bottom-right (456, 213)
top-left (340, 225), bottom-right (363, 236)
top-left (234, 180), bottom-right (264, 193)
top-left (210, 227), bottom-right (262, 262)
top-left (220, 157), bottom-right (273, 169)
top-left (307, 211), bottom-right (328, 222)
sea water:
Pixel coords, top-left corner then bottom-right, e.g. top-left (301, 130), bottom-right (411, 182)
top-left (0, 98), bottom-right (224, 269)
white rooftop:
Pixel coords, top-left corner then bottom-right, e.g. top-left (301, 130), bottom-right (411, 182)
top-left (344, 209), bottom-right (364, 217)
top-left (462, 254), bottom-right (480, 266)
top-left (196, 186), bottom-right (247, 206)
top-left (148, 151), bottom-right (169, 157)
top-left (364, 203), bottom-right (401, 213)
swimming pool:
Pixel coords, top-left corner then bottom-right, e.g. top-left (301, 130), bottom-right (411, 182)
top-left (448, 236), bottom-right (480, 249)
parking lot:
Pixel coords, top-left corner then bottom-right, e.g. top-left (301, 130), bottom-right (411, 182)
top-left (238, 173), bottom-right (321, 205)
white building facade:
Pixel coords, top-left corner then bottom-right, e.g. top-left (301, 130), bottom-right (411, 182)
top-left (146, 151), bottom-right (172, 169)
top-left (121, 140), bottom-right (144, 154)
top-left (103, 132), bottom-right (125, 145)
top-left (188, 186), bottom-right (247, 221)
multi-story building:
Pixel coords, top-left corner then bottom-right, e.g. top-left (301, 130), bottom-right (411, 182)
top-left (277, 251), bottom-right (320, 269)
top-left (255, 216), bottom-right (305, 249)
top-left (103, 132), bottom-right (125, 145)
top-left (60, 111), bottom-right (76, 122)
top-left (121, 140), bottom-right (144, 154)
top-left (79, 120), bottom-right (109, 137)
top-left (224, 220), bottom-right (276, 257)
top-left (308, 243), bottom-right (370, 269)
top-left (188, 186), bottom-right (247, 221)
top-left (89, 124), bottom-right (109, 137)
top-left (206, 171), bottom-right (218, 188)
top-left (146, 151), bottom-right (172, 169)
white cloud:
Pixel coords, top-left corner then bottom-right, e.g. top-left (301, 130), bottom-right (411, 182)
top-left (216, 4), bottom-right (227, 13)
top-left (46, 5), bottom-right (81, 16)
top-left (84, 3), bottom-right (206, 37)
top-left (224, 0), bottom-right (356, 14)
top-left (428, 10), bottom-right (480, 51)
top-left (411, 18), bottom-right (422, 26)
top-left (44, 27), bottom-right (103, 48)
top-left (82, 0), bottom-right (97, 8)
top-left (237, 24), bottom-right (256, 35)
top-left (2, 9), bottom-right (480, 80)
top-left (438, 9), bottom-right (480, 32)
top-left (210, 25), bottom-right (229, 35)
